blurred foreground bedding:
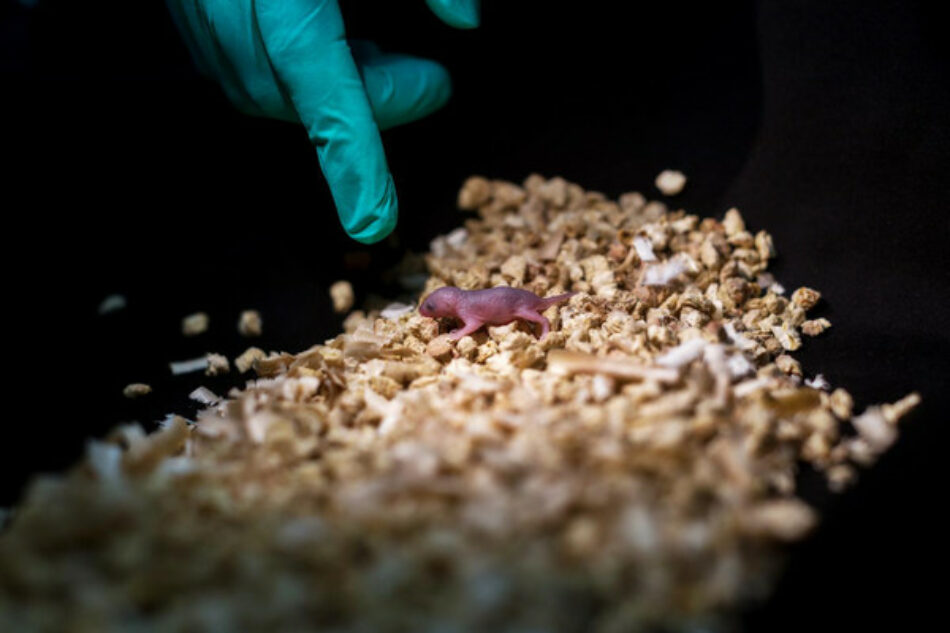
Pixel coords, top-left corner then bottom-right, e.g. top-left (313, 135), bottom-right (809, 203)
top-left (0, 175), bottom-right (918, 633)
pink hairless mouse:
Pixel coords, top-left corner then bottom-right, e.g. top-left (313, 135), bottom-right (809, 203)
top-left (419, 286), bottom-right (576, 340)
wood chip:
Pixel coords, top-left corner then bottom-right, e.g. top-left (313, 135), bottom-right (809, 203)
top-left (237, 310), bottom-right (262, 337)
top-left (182, 312), bottom-right (209, 336)
top-left (205, 353), bottom-right (230, 376)
top-left (330, 281), bottom-right (354, 313)
top-left (122, 383), bottom-right (152, 398)
top-left (654, 169), bottom-right (687, 196)
top-left (235, 347), bottom-right (266, 374)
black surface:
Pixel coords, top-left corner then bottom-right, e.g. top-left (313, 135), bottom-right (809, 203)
top-left (2, 1), bottom-right (948, 631)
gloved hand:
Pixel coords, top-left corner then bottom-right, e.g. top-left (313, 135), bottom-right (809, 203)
top-left (164, 0), bottom-right (480, 244)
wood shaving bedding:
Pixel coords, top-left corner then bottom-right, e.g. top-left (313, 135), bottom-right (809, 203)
top-left (0, 175), bottom-right (919, 633)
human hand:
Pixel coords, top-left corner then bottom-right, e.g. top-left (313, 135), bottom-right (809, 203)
top-left (165, 0), bottom-right (480, 243)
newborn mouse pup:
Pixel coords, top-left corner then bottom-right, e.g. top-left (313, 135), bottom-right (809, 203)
top-left (419, 286), bottom-right (576, 340)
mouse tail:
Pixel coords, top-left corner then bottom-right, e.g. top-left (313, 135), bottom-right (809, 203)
top-left (538, 292), bottom-right (577, 310)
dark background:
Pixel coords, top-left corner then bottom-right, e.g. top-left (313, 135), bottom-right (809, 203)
top-left (2, 1), bottom-right (948, 631)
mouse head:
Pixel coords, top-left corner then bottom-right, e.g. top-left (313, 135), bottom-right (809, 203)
top-left (419, 286), bottom-right (461, 318)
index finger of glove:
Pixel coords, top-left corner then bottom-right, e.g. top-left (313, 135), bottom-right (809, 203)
top-left (255, 0), bottom-right (397, 244)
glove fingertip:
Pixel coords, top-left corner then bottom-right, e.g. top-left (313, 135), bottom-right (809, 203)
top-left (404, 58), bottom-right (452, 119)
top-left (344, 175), bottom-right (399, 244)
top-left (426, 0), bottom-right (481, 29)
top-left (426, 60), bottom-right (453, 111)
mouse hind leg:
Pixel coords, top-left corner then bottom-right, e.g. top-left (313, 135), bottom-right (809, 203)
top-left (517, 311), bottom-right (550, 339)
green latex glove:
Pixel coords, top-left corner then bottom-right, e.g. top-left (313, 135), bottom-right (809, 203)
top-left (165, 0), bottom-right (480, 244)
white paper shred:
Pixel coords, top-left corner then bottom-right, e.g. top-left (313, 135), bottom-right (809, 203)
top-left (189, 386), bottom-right (221, 405)
top-left (804, 374), bottom-right (831, 390)
top-left (445, 227), bottom-right (469, 248)
top-left (657, 339), bottom-right (707, 368)
top-left (380, 303), bottom-right (415, 320)
top-left (170, 357), bottom-right (210, 375)
top-left (723, 322), bottom-right (757, 352)
top-left (85, 441), bottom-right (124, 488)
top-left (632, 236), bottom-right (657, 262)
top-left (642, 258), bottom-right (689, 287)
top-left (727, 353), bottom-right (756, 379)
